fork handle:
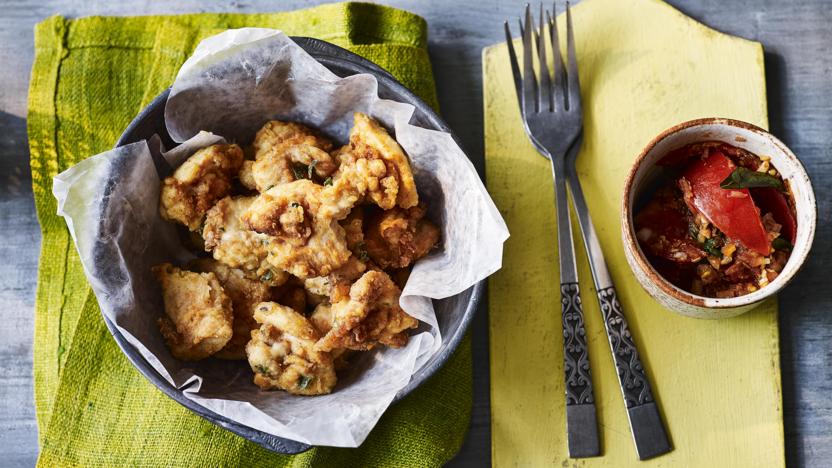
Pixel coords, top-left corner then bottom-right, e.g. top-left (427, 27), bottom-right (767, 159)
top-left (560, 282), bottom-right (601, 458)
top-left (564, 156), bottom-right (672, 459)
top-left (551, 154), bottom-right (600, 458)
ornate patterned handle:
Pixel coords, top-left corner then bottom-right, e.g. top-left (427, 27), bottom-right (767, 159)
top-left (597, 287), bottom-right (654, 408)
top-left (560, 282), bottom-right (594, 406)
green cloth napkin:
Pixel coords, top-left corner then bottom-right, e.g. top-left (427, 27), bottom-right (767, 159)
top-left (28, 3), bottom-right (472, 466)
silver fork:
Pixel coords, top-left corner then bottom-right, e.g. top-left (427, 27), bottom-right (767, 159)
top-left (505, 2), bottom-right (672, 460)
top-left (505, 3), bottom-right (598, 459)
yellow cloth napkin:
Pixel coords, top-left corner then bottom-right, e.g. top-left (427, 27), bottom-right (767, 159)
top-left (28, 4), bottom-right (472, 466)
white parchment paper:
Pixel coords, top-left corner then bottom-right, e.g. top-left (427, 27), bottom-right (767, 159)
top-left (52, 29), bottom-right (509, 447)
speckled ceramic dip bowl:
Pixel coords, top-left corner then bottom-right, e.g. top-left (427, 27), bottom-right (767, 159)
top-left (621, 118), bottom-right (816, 319)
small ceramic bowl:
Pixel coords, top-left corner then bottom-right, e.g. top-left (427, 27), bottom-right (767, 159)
top-left (621, 118), bottom-right (816, 319)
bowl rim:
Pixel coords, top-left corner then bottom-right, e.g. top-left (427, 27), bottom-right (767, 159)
top-left (621, 117), bottom-right (817, 309)
top-left (105, 36), bottom-right (484, 454)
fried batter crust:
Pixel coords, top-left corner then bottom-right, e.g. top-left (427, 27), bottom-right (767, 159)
top-left (246, 302), bottom-right (336, 395)
top-left (309, 303), bottom-right (334, 336)
top-left (190, 259), bottom-right (273, 360)
top-left (238, 160), bottom-right (257, 190)
top-left (303, 255), bottom-right (368, 304)
top-left (315, 270), bottom-right (418, 352)
top-left (160, 144), bottom-right (244, 230)
top-left (203, 196), bottom-right (289, 286)
top-left (251, 120), bottom-right (337, 191)
top-left (364, 204), bottom-right (440, 269)
top-left (325, 113), bottom-right (419, 210)
top-left (242, 180), bottom-right (352, 279)
top-left (153, 263), bottom-right (233, 361)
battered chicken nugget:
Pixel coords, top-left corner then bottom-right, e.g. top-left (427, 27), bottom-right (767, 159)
top-left (316, 271), bottom-right (418, 352)
top-left (341, 207), bottom-right (366, 256)
top-left (242, 180), bottom-right (352, 279)
top-left (238, 160), bottom-right (257, 191)
top-left (153, 263), bottom-right (233, 361)
top-left (327, 113), bottom-right (418, 210)
top-left (190, 259), bottom-right (273, 360)
top-left (246, 302), bottom-right (337, 395)
top-left (254, 121), bottom-right (333, 157)
top-left (203, 196), bottom-right (289, 287)
top-left (160, 144), bottom-right (244, 231)
top-left (310, 303), bottom-right (334, 335)
top-left (250, 121), bottom-right (337, 191)
top-left (364, 204), bottom-right (440, 269)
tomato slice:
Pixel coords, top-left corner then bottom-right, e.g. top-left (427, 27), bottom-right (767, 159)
top-left (752, 187), bottom-right (797, 243)
top-left (682, 151), bottom-right (770, 255)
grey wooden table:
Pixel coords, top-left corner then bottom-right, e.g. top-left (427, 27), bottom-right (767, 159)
top-left (1, 1), bottom-right (829, 466)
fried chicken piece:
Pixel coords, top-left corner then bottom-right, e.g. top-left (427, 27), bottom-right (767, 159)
top-left (325, 113), bottom-right (419, 210)
top-left (341, 208), bottom-right (366, 255)
top-left (160, 144), bottom-right (244, 230)
top-left (254, 121), bottom-right (334, 157)
top-left (310, 303), bottom-right (334, 336)
top-left (315, 270), bottom-right (418, 352)
top-left (202, 196), bottom-right (289, 287)
top-left (190, 258), bottom-right (273, 360)
top-left (250, 121), bottom-right (337, 191)
top-left (246, 302), bottom-right (336, 395)
top-left (153, 263), bottom-right (233, 361)
top-left (304, 256), bottom-right (368, 303)
top-left (364, 204), bottom-right (440, 269)
top-left (238, 160), bottom-right (257, 191)
top-left (309, 303), bottom-right (354, 370)
top-left (241, 180), bottom-right (352, 279)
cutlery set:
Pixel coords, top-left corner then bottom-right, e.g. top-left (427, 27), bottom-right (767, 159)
top-left (504, 3), bottom-right (671, 459)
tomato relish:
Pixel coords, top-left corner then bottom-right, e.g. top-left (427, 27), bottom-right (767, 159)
top-left (635, 142), bottom-right (796, 298)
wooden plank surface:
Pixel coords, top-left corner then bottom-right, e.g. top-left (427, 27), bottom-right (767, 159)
top-left (486, 0), bottom-right (783, 465)
top-left (0, 1), bottom-right (830, 466)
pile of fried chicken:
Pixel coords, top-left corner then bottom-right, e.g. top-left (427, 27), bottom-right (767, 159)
top-left (153, 113), bottom-right (440, 396)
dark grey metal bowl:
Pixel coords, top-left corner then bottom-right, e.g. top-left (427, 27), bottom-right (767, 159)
top-left (108, 37), bottom-right (483, 454)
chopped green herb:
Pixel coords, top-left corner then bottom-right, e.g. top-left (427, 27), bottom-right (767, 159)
top-left (323, 177), bottom-right (333, 186)
top-left (260, 270), bottom-right (274, 282)
top-left (254, 364), bottom-right (270, 375)
top-left (772, 237), bottom-right (793, 252)
top-left (290, 201), bottom-right (300, 208)
top-left (297, 375), bottom-right (314, 390)
top-left (720, 167), bottom-right (784, 190)
top-left (307, 159), bottom-right (318, 179)
top-left (265, 184), bottom-right (275, 191)
top-left (703, 238), bottom-right (722, 257)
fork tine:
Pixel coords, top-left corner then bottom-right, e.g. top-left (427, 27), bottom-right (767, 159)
top-left (537, 3), bottom-right (552, 111)
top-left (547, 4), bottom-right (566, 111)
top-left (522, 4), bottom-right (538, 114)
top-left (566, 1), bottom-right (581, 111)
top-left (504, 21), bottom-right (524, 115)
